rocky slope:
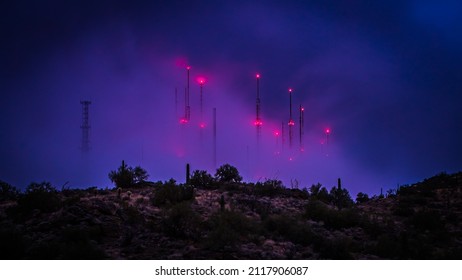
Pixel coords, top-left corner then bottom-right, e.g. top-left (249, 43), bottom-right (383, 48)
top-left (1, 172), bottom-right (461, 259)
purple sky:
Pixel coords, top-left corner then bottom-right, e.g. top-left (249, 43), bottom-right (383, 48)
top-left (1, 0), bottom-right (461, 195)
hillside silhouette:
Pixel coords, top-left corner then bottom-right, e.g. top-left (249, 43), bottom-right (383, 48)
top-left (1, 164), bottom-right (461, 259)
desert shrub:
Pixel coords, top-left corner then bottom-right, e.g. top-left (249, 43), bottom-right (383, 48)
top-left (204, 210), bottom-right (255, 250)
top-left (253, 179), bottom-right (286, 197)
top-left (108, 160), bottom-right (149, 188)
top-left (355, 192), bottom-right (370, 204)
top-left (18, 182), bottom-right (61, 213)
top-left (330, 186), bottom-right (354, 209)
top-left (162, 202), bottom-right (202, 239)
top-left (304, 200), bottom-right (330, 221)
top-left (264, 214), bottom-right (315, 246)
top-left (215, 164), bottom-right (242, 183)
top-left (123, 204), bottom-right (143, 225)
top-left (190, 170), bottom-right (215, 189)
top-left (304, 200), bottom-right (363, 230)
top-left (309, 184), bottom-right (331, 203)
top-left (0, 181), bottom-right (20, 201)
top-left (151, 180), bottom-right (194, 206)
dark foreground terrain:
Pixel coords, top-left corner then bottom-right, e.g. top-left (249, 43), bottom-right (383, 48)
top-left (1, 171), bottom-right (461, 259)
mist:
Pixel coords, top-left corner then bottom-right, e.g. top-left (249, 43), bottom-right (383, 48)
top-left (1, 1), bottom-right (461, 196)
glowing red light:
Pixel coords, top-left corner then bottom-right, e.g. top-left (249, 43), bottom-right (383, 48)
top-left (256, 73), bottom-right (260, 78)
top-left (288, 120), bottom-right (295, 126)
top-left (180, 118), bottom-right (188, 124)
top-left (254, 119), bottom-right (263, 126)
top-left (186, 66), bottom-right (191, 70)
top-left (325, 128), bottom-right (331, 134)
top-left (196, 77), bottom-right (206, 85)
top-left (274, 131), bottom-right (280, 136)
top-left (288, 88), bottom-right (292, 92)
top-left (199, 123), bottom-right (206, 128)
top-left (301, 107), bottom-right (305, 111)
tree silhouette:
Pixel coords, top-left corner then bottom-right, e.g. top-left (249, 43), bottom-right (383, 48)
top-left (215, 164), bottom-right (242, 183)
top-left (108, 160), bottom-right (149, 188)
top-left (356, 192), bottom-right (370, 204)
top-left (330, 186), bottom-right (354, 210)
top-left (133, 166), bottom-right (149, 183)
top-left (190, 170), bottom-right (214, 188)
top-left (18, 182), bottom-right (61, 213)
top-left (0, 180), bottom-right (20, 201)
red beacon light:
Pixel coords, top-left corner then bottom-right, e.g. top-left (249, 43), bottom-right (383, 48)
top-left (288, 120), bottom-right (295, 126)
top-left (196, 77), bottom-right (206, 85)
top-left (180, 118), bottom-right (188, 124)
top-left (288, 88), bottom-right (292, 93)
top-left (186, 66), bottom-right (191, 70)
top-left (325, 128), bottom-right (331, 134)
top-left (256, 73), bottom-right (260, 78)
top-left (301, 107), bottom-right (305, 111)
top-left (199, 123), bottom-right (206, 128)
top-left (274, 131), bottom-right (280, 136)
top-left (254, 119), bottom-right (263, 126)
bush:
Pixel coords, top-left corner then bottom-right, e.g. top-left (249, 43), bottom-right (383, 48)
top-left (162, 202), bottom-right (202, 239)
top-left (356, 192), bottom-right (370, 204)
top-left (18, 182), bottom-right (61, 213)
top-left (108, 160), bottom-right (149, 188)
top-left (264, 214), bottom-right (315, 246)
top-left (215, 164), bottom-right (242, 183)
top-left (253, 179), bottom-right (286, 197)
top-left (330, 186), bottom-right (354, 209)
top-left (190, 170), bottom-right (215, 189)
top-left (309, 184), bottom-right (331, 203)
top-left (304, 200), bottom-right (363, 230)
top-left (0, 181), bottom-right (20, 201)
top-left (151, 180), bottom-right (195, 206)
top-left (204, 210), bottom-right (255, 250)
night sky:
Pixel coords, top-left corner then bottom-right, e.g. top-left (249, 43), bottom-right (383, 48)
top-left (1, 0), bottom-right (461, 195)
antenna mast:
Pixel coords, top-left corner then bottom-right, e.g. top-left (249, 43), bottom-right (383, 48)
top-left (288, 88), bottom-right (294, 149)
top-left (255, 74), bottom-right (262, 141)
top-left (80, 100), bottom-right (91, 153)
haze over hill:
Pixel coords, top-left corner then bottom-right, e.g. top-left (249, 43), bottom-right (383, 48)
top-left (1, 1), bottom-right (462, 194)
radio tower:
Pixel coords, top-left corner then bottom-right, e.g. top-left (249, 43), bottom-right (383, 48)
top-left (199, 79), bottom-right (205, 128)
top-left (180, 66), bottom-right (191, 124)
top-left (80, 100), bottom-right (91, 153)
top-left (254, 74), bottom-right (262, 141)
top-left (186, 66), bottom-right (191, 121)
top-left (213, 107), bottom-right (217, 169)
top-left (299, 105), bottom-right (304, 152)
top-left (288, 88), bottom-right (294, 148)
